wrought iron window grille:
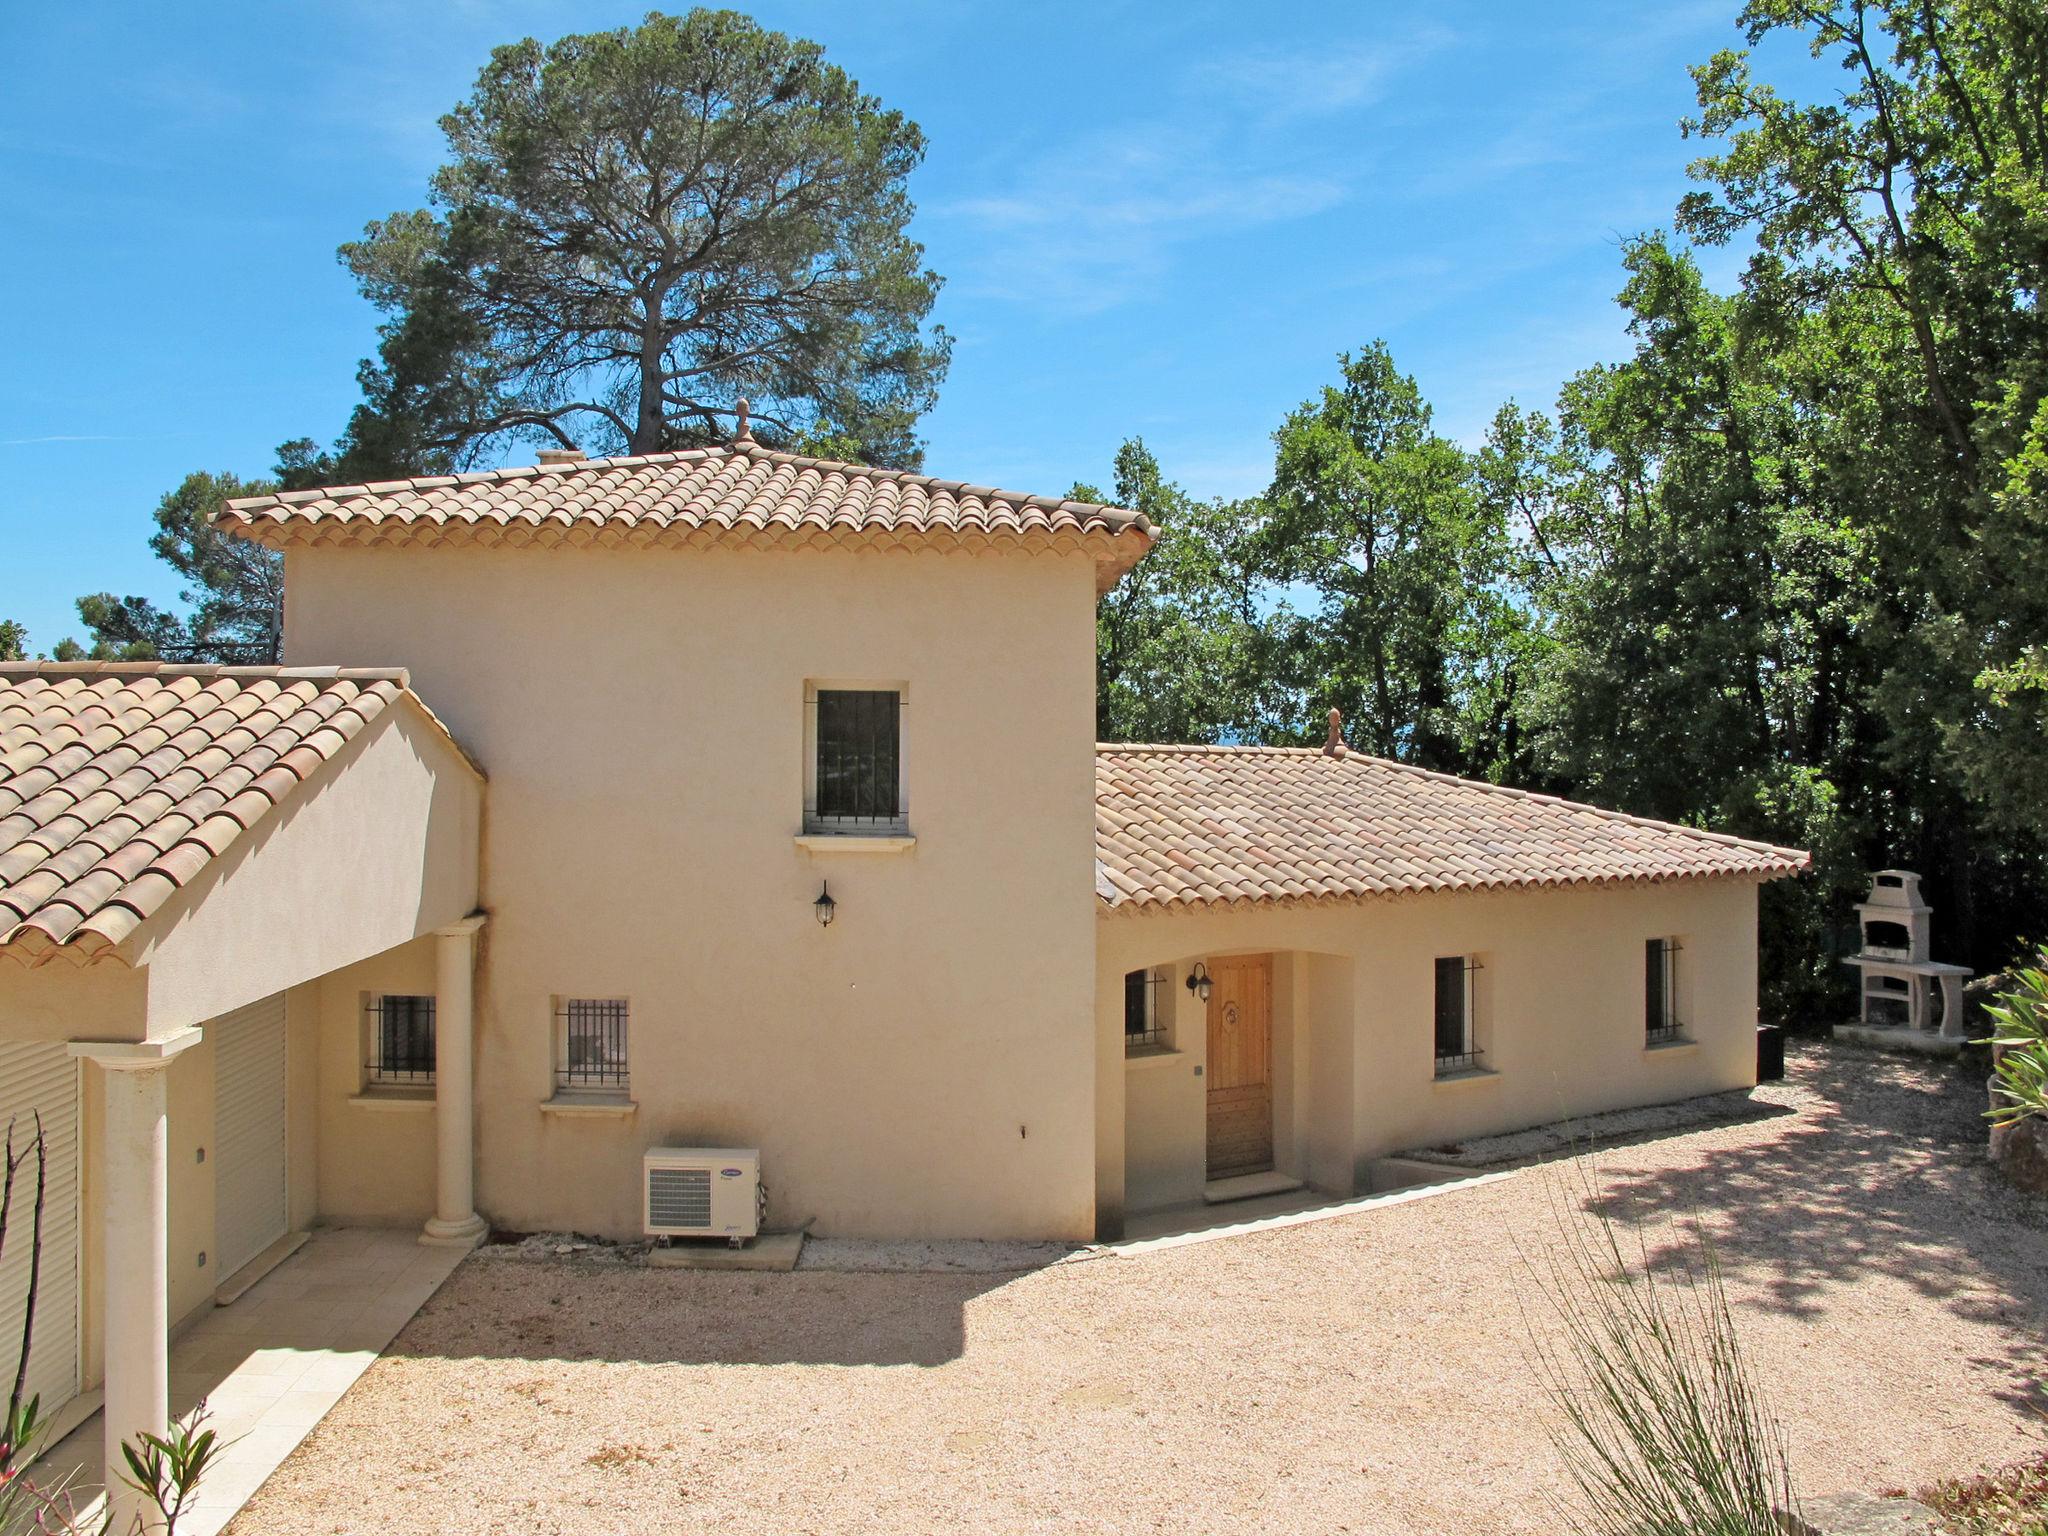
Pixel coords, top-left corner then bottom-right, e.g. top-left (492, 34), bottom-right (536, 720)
top-left (366, 995), bottom-right (436, 1085)
top-left (556, 998), bottom-right (630, 1092)
top-left (1646, 938), bottom-right (1685, 1043)
top-left (1434, 956), bottom-right (1483, 1074)
top-left (1124, 967), bottom-right (1169, 1053)
top-left (807, 688), bottom-right (906, 834)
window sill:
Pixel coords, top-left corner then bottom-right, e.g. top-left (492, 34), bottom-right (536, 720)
top-left (1432, 1065), bottom-right (1500, 1088)
top-left (1124, 1046), bottom-right (1184, 1069)
top-left (794, 833), bottom-right (916, 854)
top-left (541, 1094), bottom-right (637, 1117)
top-left (1645, 1036), bottom-right (1697, 1055)
top-left (349, 1089), bottom-right (435, 1111)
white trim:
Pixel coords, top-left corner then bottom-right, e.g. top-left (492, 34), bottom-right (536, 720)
top-left (68, 1028), bottom-right (203, 1067)
top-left (1431, 1065), bottom-right (1501, 1089)
top-left (539, 1096), bottom-right (637, 1117)
top-left (347, 1091), bottom-right (435, 1111)
top-left (794, 834), bottom-right (917, 854)
top-left (1124, 1047), bottom-right (1187, 1070)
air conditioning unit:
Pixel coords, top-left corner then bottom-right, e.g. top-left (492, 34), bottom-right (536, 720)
top-left (643, 1147), bottom-right (761, 1241)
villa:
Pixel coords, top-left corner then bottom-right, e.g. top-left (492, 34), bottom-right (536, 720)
top-left (0, 432), bottom-right (1806, 1517)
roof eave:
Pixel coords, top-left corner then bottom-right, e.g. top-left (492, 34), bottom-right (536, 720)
top-left (1094, 858), bottom-right (1811, 915)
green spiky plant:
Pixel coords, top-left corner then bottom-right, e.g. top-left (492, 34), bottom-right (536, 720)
top-left (1530, 1169), bottom-right (1802, 1536)
top-left (1986, 953), bottom-right (2048, 1127)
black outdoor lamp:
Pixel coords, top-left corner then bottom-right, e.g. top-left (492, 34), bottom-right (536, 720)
top-left (813, 881), bottom-right (836, 928)
top-left (1185, 961), bottom-right (1212, 1002)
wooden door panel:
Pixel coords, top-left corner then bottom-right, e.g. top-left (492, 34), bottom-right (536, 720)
top-left (1206, 955), bottom-right (1273, 1178)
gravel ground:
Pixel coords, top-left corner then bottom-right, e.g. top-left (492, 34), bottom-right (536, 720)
top-left (226, 1043), bottom-right (2048, 1536)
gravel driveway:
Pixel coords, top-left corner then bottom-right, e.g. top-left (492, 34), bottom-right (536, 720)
top-left (226, 1044), bottom-right (2048, 1536)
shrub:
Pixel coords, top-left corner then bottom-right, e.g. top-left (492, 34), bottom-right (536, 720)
top-left (1920, 1451), bottom-right (2048, 1536)
top-left (1986, 953), bottom-right (2048, 1126)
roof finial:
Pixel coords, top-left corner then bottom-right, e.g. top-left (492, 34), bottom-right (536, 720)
top-left (1323, 707), bottom-right (1345, 757)
top-left (734, 398), bottom-right (753, 445)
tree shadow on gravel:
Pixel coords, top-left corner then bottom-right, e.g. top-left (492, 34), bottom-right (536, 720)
top-left (385, 1261), bottom-right (1047, 1369)
top-left (1577, 1041), bottom-right (2048, 1409)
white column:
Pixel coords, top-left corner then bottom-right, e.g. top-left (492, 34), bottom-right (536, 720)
top-left (69, 1029), bottom-right (201, 1536)
top-left (421, 916), bottom-right (488, 1248)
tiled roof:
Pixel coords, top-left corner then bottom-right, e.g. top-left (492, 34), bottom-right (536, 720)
top-left (1094, 744), bottom-right (1809, 912)
top-left (214, 443), bottom-right (1155, 592)
top-left (0, 665), bottom-right (476, 964)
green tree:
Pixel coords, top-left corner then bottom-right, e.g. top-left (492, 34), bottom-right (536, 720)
top-left (1258, 342), bottom-right (1530, 771)
top-left (1656, 0), bottom-right (2048, 990)
top-left (1087, 441), bottom-right (1287, 743)
top-left (339, 8), bottom-right (950, 473)
top-left (68, 440), bottom-right (318, 664)
top-left (0, 622), bottom-right (25, 662)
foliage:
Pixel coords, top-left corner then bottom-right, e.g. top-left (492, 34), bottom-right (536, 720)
top-left (1920, 1451), bottom-right (2048, 1536)
top-left (1087, 441), bottom-right (1285, 743)
top-left (1530, 1177), bottom-right (1801, 1536)
top-left (119, 1408), bottom-right (221, 1533)
top-left (0, 622), bottom-right (26, 662)
top-left (1258, 342), bottom-right (1534, 771)
top-left (1985, 952), bottom-right (2048, 1125)
top-left (1090, 0), bottom-right (2048, 1020)
top-left (337, 7), bottom-right (949, 472)
top-left (62, 440), bottom-right (327, 665)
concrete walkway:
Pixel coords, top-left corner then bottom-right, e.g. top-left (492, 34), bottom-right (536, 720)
top-left (32, 1226), bottom-right (466, 1534)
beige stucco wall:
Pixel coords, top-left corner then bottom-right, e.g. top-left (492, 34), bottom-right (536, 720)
top-left (133, 708), bottom-right (481, 1038)
top-left (0, 961), bottom-right (146, 1045)
top-left (285, 542), bottom-right (1102, 1241)
top-left (1097, 876), bottom-right (1764, 1233)
top-left (310, 938), bottom-right (438, 1226)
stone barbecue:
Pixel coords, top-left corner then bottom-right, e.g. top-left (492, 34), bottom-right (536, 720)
top-left (1843, 870), bottom-right (1972, 1039)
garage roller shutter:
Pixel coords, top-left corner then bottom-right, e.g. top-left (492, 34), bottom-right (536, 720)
top-left (0, 1043), bottom-right (81, 1423)
top-left (212, 995), bottom-right (289, 1281)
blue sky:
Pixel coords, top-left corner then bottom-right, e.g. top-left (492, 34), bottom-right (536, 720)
top-left (0, 0), bottom-right (1816, 653)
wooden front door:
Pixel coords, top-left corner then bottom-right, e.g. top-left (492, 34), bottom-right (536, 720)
top-left (1205, 954), bottom-right (1274, 1179)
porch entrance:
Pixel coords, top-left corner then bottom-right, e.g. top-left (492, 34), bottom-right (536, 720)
top-left (1205, 954), bottom-right (1273, 1178)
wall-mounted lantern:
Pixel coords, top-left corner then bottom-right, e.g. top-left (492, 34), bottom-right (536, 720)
top-left (813, 881), bottom-right (836, 928)
top-left (1185, 961), bottom-right (1212, 1003)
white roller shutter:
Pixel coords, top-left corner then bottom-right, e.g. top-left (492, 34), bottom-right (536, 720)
top-left (0, 1043), bottom-right (81, 1423)
top-left (212, 994), bottom-right (289, 1281)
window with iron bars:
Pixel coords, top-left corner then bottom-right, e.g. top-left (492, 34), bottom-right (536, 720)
top-left (556, 998), bottom-right (629, 1093)
top-left (1124, 967), bottom-right (1169, 1053)
top-left (1645, 938), bottom-right (1685, 1044)
top-left (1433, 956), bottom-right (1484, 1075)
top-left (806, 687), bottom-right (906, 834)
top-left (366, 995), bottom-right (436, 1086)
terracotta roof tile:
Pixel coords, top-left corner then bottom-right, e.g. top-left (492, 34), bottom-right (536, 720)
top-left (212, 443), bottom-right (1154, 592)
top-left (0, 664), bottom-right (478, 964)
top-left (1094, 745), bottom-right (1808, 912)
